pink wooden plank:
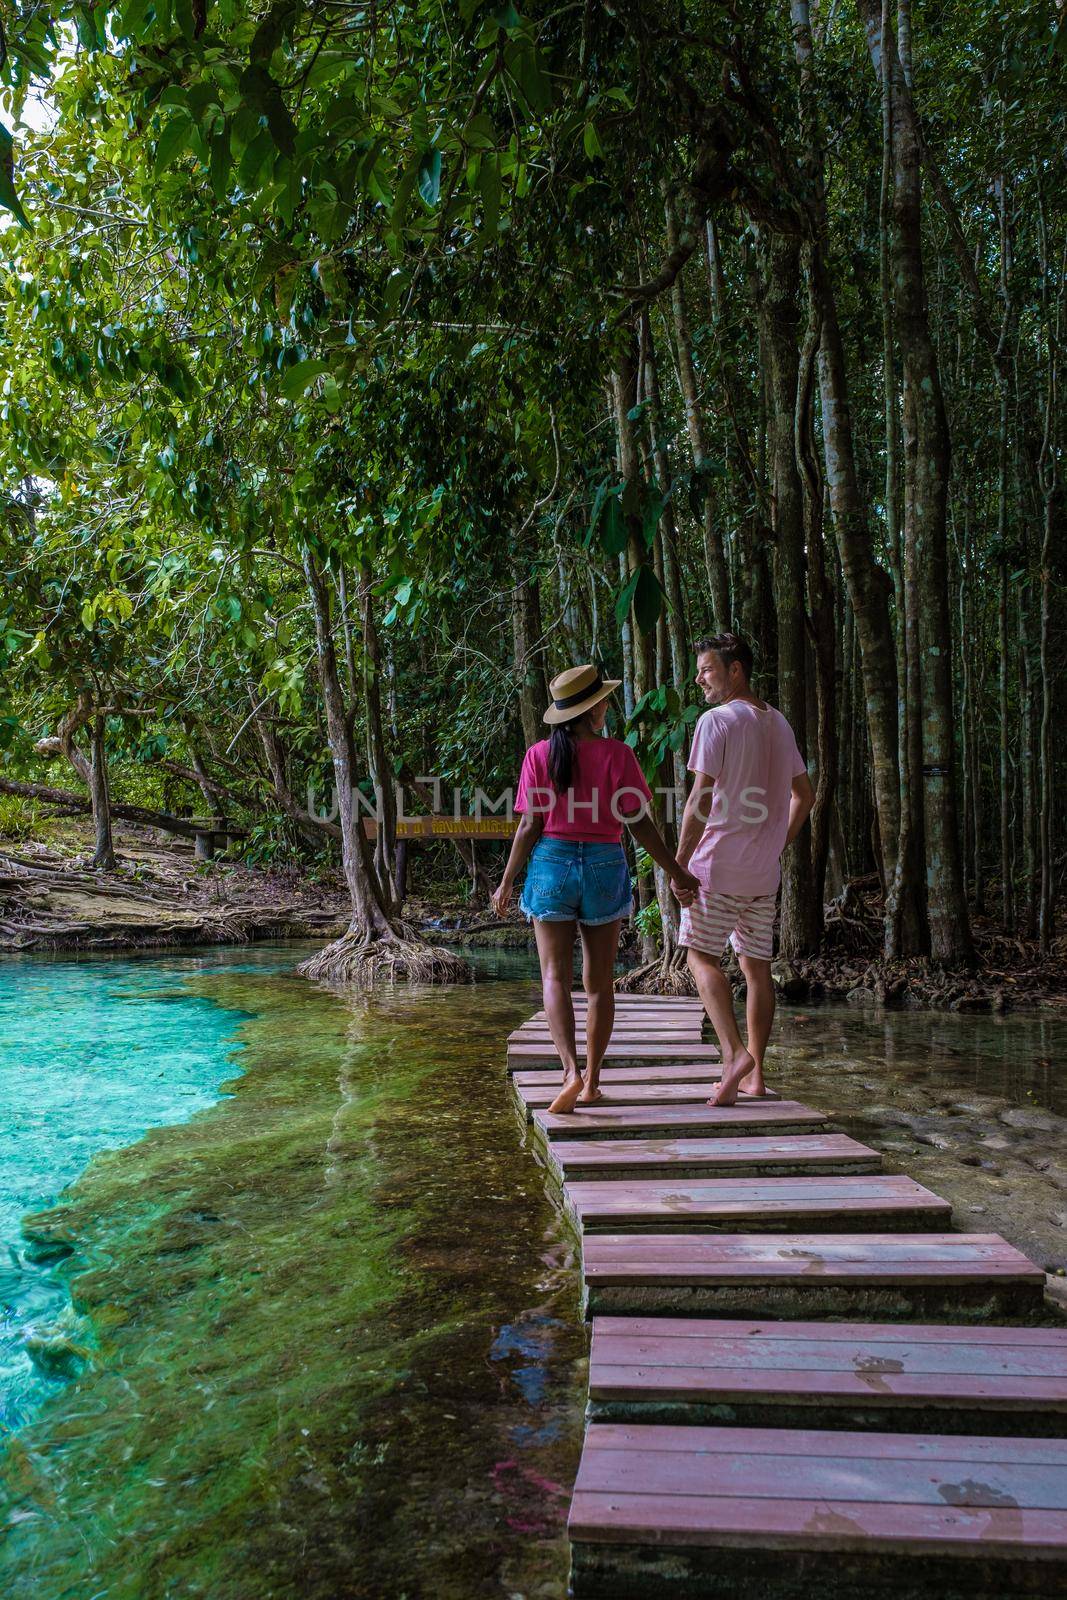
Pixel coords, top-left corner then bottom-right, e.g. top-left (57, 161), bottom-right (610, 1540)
top-left (514, 1064), bottom-right (726, 1086)
top-left (565, 1175), bottom-right (951, 1231)
top-left (569, 1491), bottom-right (1067, 1556)
top-left (581, 1232), bottom-right (1044, 1285)
top-left (532, 1102), bottom-right (826, 1138)
top-left (580, 1422), bottom-right (1067, 1462)
top-left (548, 1134), bottom-right (878, 1175)
top-left (520, 1082), bottom-right (724, 1108)
top-left (590, 1328), bottom-right (1067, 1379)
top-left (576, 1445), bottom-right (1067, 1505)
top-left (508, 1042), bottom-right (721, 1060)
top-left (590, 1317), bottom-right (1067, 1346)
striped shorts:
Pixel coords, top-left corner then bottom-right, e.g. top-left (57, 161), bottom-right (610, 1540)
top-left (679, 888), bottom-right (777, 961)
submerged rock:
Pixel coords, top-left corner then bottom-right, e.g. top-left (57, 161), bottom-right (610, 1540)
top-left (24, 1331), bottom-right (91, 1381)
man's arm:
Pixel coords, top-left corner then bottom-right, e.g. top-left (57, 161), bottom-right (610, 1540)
top-left (785, 771), bottom-right (816, 846)
top-left (676, 769), bottom-right (715, 869)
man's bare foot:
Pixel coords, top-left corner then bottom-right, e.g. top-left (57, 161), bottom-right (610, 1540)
top-left (707, 1047), bottom-right (757, 1107)
top-left (548, 1073), bottom-right (584, 1114)
top-left (578, 1081), bottom-right (603, 1104)
top-left (737, 1064), bottom-right (767, 1097)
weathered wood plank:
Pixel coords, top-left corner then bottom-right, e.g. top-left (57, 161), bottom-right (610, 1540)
top-left (511, 1027), bottom-right (705, 1043)
top-left (565, 1175), bottom-right (951, 1234)
top-left (568, 1424), bottom-right (1067, 1596)
top-left (587, 1317), bottom-right (1067, 1435)
top-left (532, 1101), bottom-right (827, 1141)
top-left (507, 1042), bottom-right (722, 1069)
top-left (514, 1064), bottom-right (728, 1087)
top-left (581, 1232), bottom-right (1046, 1321)
top-left (545, 1133), bottom-right (881, 1181)
top-left (518, 1082), bottom-right (725, 1111)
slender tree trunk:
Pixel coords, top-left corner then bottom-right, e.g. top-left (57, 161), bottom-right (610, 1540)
top-left (512, 550), bottom-right (549, 747)
top-left (758, 228), bottom-right (819, 956)
top-left (859, 0), bottom-right (974, 967)
top-left (89, 711), bottom-right (117, 870)
top-left (303, 549), bottom-right (393, 939)
top-left (360, 569), bottom-right (400, 909)
top-left (796, 254), bottom-right (835, 927)
top-left (666, 192), bottom-right (730, 629)
top-left (793, 0), bottom-right (907, 944)
top-left (612, 331), bottom-right (655, 704)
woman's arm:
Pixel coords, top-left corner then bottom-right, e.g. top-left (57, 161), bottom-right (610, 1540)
top-left (625, 813), bottom-right (699, 905)
top-left (492, 811), bottom-right (545, 916)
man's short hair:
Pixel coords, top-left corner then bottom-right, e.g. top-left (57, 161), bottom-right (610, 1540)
top-left (694, 632), bottom-right (754, 681)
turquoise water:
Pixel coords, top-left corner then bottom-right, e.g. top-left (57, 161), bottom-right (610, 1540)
top-left (0, 955), bottom-right (251, 1432)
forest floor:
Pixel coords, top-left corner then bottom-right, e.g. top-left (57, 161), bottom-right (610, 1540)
top-left (0, 818), bottom-right (350, 952)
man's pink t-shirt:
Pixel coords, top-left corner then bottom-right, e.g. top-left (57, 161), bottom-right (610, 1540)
top-left (687, 701), bottom-right (807, 895)
top-left (515, 737), bottom-right (652, 843)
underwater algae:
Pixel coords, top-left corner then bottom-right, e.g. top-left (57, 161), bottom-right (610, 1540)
top-left (1, 966), bottom-right (585, 1600)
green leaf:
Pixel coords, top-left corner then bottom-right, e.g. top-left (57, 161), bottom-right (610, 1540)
top-left (279, 357), bottom-right (330, 399)
top-left (600, 494), bottom-right (628, 557)
top-left (210, 129), bottom-right (230, 201)
top-left (154, 114), bottom-right (194, 177)
top-left (614, 567), bottom-right (639, 624)
top-left (417, 149), bottom-right (442, 207)
top-left (0, 124), bottom-right (30, 230)
top-left (632, 564), bottom-right (663, 632)
top-left (585, 478), bottom-right (609, 547)
top-left (583, 121), bottom-right (603, 160)
top-left (479, 154), bottom-right (500, 237)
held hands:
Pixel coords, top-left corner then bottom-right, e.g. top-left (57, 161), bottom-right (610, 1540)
top-left (670, 866), bottom-right (700, 908)
top-left (491, 880), bottom-right (513, 918)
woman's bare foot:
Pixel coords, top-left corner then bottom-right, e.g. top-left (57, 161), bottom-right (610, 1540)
top-left (578, 1079), bottom-right (603, 1104)
top-left (707, 1047), bottom-right (757, 1107)
top-left (548, 1072), bottom-right (584, 1114)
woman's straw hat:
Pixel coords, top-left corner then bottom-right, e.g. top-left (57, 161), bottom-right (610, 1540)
top-left (543, 663), bottom-right (621, 725)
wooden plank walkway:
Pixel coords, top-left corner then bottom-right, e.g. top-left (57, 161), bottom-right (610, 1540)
top-left (544, 1133), bottom-right (882, 1181)
top-left (506, 1040), bottom-right (721, 1069)
top-left (532, 1100), bottom-right (826, 1139)
top-left (569, 1424), bottom-right (1067, 1597)
top-left (581, 1232), bottom-right (1045, 1320)
top-left (587, 1317), bottom-right (1067, 1436)
top-left (518, 1081), bottom-right (726, 1111)
top-left (565, 1174), bottom-right (951, 1234)
top-left (514, 1062), bottom-right (727, 1086)
top-left (501, 991), bottom-right (1065, 1595)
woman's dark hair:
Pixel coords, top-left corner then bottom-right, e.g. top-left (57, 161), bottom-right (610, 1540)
top-left (548, 721), bottom-right (577, 793)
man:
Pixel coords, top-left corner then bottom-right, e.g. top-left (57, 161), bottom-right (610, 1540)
top-left (675, 633), bottom-right (815, 1105)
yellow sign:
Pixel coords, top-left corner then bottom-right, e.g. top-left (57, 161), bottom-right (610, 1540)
top-left (362, 815), bottom-right (518, 841)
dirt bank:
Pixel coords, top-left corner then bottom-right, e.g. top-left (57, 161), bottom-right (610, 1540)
top-left (0, 821), bottom-right (349, 952)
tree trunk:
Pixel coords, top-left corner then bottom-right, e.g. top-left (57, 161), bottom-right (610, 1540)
top-left (794, 0), bottom-right (908, 945)
top-left (360, 568), bottom-right (400, 908)
top-left (89, 713), bottom-right (117, 870)
top-left (666, 192), bottom-right (730, 630)
top-left (297, 551), bottom-right (469, 983)
top-left (511, 548), bottom-right (549, 746)
top-left (859, 0), bottom-right (974, 967)
top-left (758, 228), bottom-right (819, 956)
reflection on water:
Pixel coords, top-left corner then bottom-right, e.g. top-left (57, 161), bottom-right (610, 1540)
top-left (773, 1004), bottom-right (1067, 1117)
top-left (0, 943), bottom-right (1064, 1599)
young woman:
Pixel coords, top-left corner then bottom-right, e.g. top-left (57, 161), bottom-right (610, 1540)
top-left (492, 663), bottom-right (698, 1114)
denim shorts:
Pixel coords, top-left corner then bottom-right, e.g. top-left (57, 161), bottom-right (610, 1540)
top-left (519, 838), bottom-right (633, 926)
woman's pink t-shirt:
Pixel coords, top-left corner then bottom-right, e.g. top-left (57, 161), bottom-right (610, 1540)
top-left (515, 737), bottom-right (652, 842)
